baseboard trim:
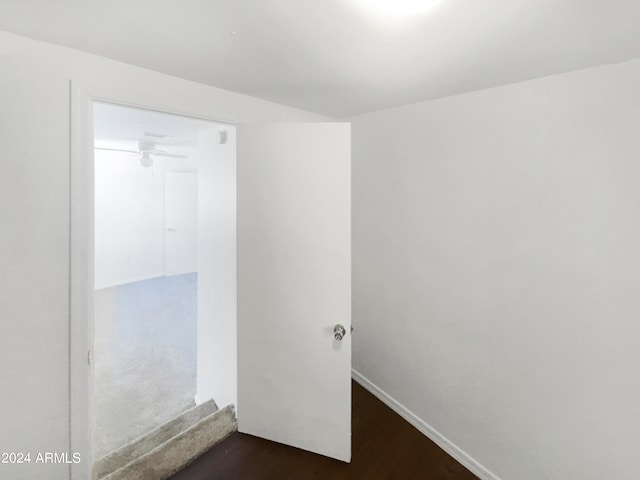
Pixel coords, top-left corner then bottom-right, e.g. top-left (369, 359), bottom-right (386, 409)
top-left (351, 369), bottom-right (501, 480)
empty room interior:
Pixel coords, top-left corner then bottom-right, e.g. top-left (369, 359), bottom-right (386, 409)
top-left (1, 1), bottom-right (640, 479)
top-left (92, 103), bottom-right (234, 464)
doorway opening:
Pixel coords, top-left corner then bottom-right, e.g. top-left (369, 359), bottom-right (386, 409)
top-left (91, 102), bottom-right (237, 468)
top-left (71, 94), bottom-right (351, 479)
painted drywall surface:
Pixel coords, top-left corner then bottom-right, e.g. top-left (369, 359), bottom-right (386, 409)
top-left (94, 150), bottom-right (198, 289)
top-left (0, 30), bottom-right (328, 480)
top-left (95, 149), bottom-right (163, 289)
top-left (348, 59), bottom-right (640, 480)
top-left (0, 36), bottom-right (70, 480)
top-left (196, 127), bottom-right (237, 411)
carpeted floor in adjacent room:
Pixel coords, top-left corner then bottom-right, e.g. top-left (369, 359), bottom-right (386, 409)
top-left (93, 273), bottom-right (198, 458)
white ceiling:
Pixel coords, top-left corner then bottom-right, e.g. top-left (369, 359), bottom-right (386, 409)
top-left (93, 101), bottom-right (220, 152)
top-left (1, 0), bottom-right (639, 117)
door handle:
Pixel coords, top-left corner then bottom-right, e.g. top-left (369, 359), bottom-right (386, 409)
top-left (166, 228), bottom-right (177, 232)
top-left (334, 324), bottom-right (346, 341)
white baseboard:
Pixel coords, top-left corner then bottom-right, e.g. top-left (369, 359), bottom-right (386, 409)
top-left (351, 369), bottom-right (501, 480)
top-left (194, 394), bottom-right (203, 406)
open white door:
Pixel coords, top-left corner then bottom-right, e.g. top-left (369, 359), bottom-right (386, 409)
top-left (237, 123), bottom-right (351, 462)
top-left (165, 172), bottom-right (198, 276)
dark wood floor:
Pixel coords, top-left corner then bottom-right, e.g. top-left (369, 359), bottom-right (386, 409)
top-left (169, 381), bottom-right (478, 480)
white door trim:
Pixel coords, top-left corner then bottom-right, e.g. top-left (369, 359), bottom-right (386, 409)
top-left (68, 81), bottom-right (237, 480)
top-left (69, 81), bottom-right (94, 480)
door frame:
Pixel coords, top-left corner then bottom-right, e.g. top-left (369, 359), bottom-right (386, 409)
top-left (69, 81), bottom-right (237, 480)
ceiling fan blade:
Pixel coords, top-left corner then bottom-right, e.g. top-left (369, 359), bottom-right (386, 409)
top-left (152, 152), bottom-right (189, 159)
top-left (144, 132), bottom-right (173, 139)
top-left (95, 146), bottom-right (138, 154)
top-left (96, 145), bottom-right (187, 159)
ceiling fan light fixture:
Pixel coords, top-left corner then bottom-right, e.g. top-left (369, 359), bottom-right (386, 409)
top-left (140, 151), bottom-right (154, 168)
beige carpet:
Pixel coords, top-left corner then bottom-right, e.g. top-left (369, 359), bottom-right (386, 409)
top-left (96, 399), bottom-right (220, 478)
top-left (102, 406), bottom-right (237, 480)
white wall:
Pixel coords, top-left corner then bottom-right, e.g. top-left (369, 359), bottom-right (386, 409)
top-left (348, 59), bottom-right (640, 480)
top-left (0, 30), bottom-right (329, 480)
top-left (94, 150), bottom-right (197, 289)
top-left (196, 127), bottom-right (237, 411)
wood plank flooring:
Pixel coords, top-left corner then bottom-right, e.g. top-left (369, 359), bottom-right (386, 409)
top-left (169, 381), bottom-right (478, 480)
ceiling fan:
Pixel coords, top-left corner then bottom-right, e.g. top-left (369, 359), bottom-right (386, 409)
top-left (95, 141), bottom-right (188, 167)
